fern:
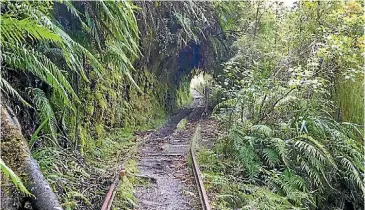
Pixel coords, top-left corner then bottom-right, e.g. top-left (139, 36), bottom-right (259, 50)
top-left (3, 42), bottom-right (78, 107)
top-left (296, 135), bottom-right (336, 167)
top-left (0, 77), bottom-right (31, 107)
top-left (83, 1), bottom-right (140, 87)
top-left (250, 124), bottom-right (273, 138)
top-left (268, 137), bottom-right (289, 167)
top-left (262, 148), bottom-right (280, 167)
top-left (30, 88), bottom-right (59, 144)
top-left (339, 157), bottom-right (365, 194)
top-left (1, 1), bottom-right (140, 147)
top-left (1, 16), bottom-right (62, 44)
top-left (241, 184), bottom-right (298, 210)
top-left (237, 145), bottom-right (261, 178)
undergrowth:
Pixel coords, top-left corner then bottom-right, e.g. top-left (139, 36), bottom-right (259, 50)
top-left (197, 1), bottom-right (364, 209)
top-left (112, 160), bottom-right (138, 210)
top-left (197, 147), bottom-right (301, 210)
top-left (33, 117), bottom-right (166, 210)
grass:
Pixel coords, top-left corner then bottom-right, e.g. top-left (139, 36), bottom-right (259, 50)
top-left (32, 115), bottom-right (167, 210)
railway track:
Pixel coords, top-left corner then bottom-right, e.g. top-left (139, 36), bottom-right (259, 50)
top-left (101, 107), bottom-right (212, 210)
top-left (190, 123), bottom-right (211, 210)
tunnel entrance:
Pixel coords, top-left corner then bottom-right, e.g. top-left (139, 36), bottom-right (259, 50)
top-left (177, 41), bottom-right (203, 81)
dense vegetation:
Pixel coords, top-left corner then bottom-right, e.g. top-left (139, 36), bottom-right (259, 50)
top-left (198, 1), bottom-right (364, 209)
top-left (0, 0), bottom-right (363, 210)
top-left (0, 1), bottom-right (224, 209)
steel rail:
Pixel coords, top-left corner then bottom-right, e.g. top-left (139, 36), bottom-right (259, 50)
top-left (191, 146), bottom-right (211, 210)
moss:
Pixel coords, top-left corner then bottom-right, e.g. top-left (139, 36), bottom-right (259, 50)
top-left (78, 125), bottom-right (89, 156)
top-left (112, 160), bottom-right (139, 210)
top-left (176, 78), bottom-right (193, 108)
top-left (335, 76), bottom-right (364, 124)
top-left (176, 118), bottom-right (188, 131)
top-left (95, 123), bottom-right (104, 138)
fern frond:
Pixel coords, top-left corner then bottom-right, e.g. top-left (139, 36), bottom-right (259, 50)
top-left (298, 134), bottom-right (336, 168)
top-left (2, 42), bottom-right (76, 107)
top-left (262, 148), bottom-right (280, 167)
top-left (237, 145), bottom-right (261, 178)
top-left (299, 160), bottom-right (323, 188)
top-left (96, 1), bottom-right (139, 54)
top-left (241, 184), bottom-right (297, 210)
top-left (7, 3), bottom-right (104, 78)
top-left (1, 16), bottom-right (62, 44)
top-left (269, 137), bottom-right (289, 167)
top-left (31, 88), bottom-right (59, 144)
top-left (0, 77), bottom-right (31, 107)
top-left (105, 41), bottom-right (141, 92)
top-left (63, 0), bottom-right (90, 32)
top-left (293, 135), bottom-right (335, 168)
top-left (339, 157), bottom-right (365, 194)
top-left (250, 124), bottom-right (273, 138)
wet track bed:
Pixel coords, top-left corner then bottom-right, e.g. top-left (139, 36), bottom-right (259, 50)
top-left (135, 107), bottom-right (204, 210)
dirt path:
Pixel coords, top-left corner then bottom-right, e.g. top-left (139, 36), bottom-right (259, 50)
top-left (135, 107), bottom-right (204, 210)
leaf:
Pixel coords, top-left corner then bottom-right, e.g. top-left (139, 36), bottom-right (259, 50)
top-left (0, 159), bottom-right (32, 196)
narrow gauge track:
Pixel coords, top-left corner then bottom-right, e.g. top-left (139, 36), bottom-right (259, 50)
top-left (101, 107), bottom-right (211, 210)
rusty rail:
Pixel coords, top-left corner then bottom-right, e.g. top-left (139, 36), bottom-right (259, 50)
top-left (100, 131), bottom-right (153, 210)
top-left (101, 176), bottom-right (119, 210)
top-left (191, 146), bottom-right (211, 210)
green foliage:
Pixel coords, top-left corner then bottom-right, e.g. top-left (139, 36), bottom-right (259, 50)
top-left (0, 77), bottom-right (31, 107)
top-left (205, 1), bottom-right (364, 209)
top-left (176, 118), bottom-right (188, 131)
top-left (32, 126), bottom-right (142, 210)
top-left (1, 0), bottom-right (149, 155)
top-left (112, 160), bottom-right (139, 210)
top-left (0, 159), bottom-right (32, 196)
top-left (31, 88), bottom-right (59, 144)
top-left (1, 1), bottom-right (224, 209)
top-left (316, 1), bottom-right (364, 124)
top-left (176, 78), bottom-right (193, 108)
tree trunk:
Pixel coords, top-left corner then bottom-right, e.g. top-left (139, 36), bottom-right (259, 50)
top-left (1, 104), bottom-right (63, 210)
